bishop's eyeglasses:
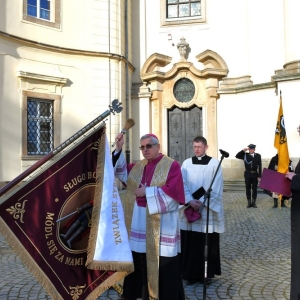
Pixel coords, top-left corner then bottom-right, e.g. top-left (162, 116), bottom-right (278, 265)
top-left (139, 143), bottom-right (158, 151)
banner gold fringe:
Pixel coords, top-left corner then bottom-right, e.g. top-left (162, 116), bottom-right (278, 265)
top-left (87, 261), bottom-right (134, 272)
top-left (85, 272), bottom-right (127, 300)
top-left (0, 218), bottom-right (64, 300)
top-left (0, 213), bottom-right (127, 300)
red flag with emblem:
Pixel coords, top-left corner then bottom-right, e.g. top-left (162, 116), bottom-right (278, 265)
top-left (0, 121), bottom-right (129, 299)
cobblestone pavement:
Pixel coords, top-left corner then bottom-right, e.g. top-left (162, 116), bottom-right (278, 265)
top-left (0, 192), bottom-right (291, 300)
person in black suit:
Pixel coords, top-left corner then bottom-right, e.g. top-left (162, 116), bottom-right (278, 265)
top-left (236, 144), bottom-right (262, 208)
top-left (286, 163), bottom-right (300, 299)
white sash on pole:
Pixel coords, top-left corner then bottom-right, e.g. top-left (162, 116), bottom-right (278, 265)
top-left (87, 134), bottom-right (133, 273)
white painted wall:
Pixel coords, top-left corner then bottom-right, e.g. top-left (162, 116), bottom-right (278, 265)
top-left (132, 0), bottom-right (286, 85)
top-left (217, 89), bottom-right (279, 160)
top-left (0, 0), bottom-right (131, 182)
top-left (0, 0), bottom-right (126, 53)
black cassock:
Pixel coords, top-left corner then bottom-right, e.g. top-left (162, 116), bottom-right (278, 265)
top-left (290, 163), bottom-right (300, 300)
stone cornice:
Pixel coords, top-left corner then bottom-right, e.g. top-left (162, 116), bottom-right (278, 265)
top-left (140, 71), bottom-right (167, 83)
top-left (201, 68), bottom-right (229, 79)
top-left (16, 70), bottom-right (67, 85)
top-left (218, 81), bottom-right (276, 94)
top-left (272, 61), bottom-right (300, 82)
top-left (272, 73), bottom-right (300, 82)
top-left (219, 60), bottom-right (300, 94)
top-left (0, 30), bottom-right (135, 72)
top-left (140, 53), bottom-right (172, 74)
top-left (196, 49), bottom-right (228, 70)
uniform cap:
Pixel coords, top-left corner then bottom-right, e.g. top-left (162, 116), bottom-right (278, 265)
top-left (248, 144), bottom-right (256, 149)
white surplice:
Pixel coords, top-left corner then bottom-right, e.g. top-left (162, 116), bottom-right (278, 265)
top-left (180, 157), bottom-right (225, 234)
top-left (114, 151), bottom-right (181, 257)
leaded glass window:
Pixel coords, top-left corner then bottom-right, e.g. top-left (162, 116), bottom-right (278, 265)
top-left (27, 98), bottom-right (54, 155)
top-left (173, 78), bottom-right (195, 103)
top-left (167, 0), bottom-right (201, 19)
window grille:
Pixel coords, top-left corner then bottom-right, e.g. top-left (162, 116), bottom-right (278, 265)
top-left (27, 99), bottom-right (54, 155)
top-left (167, 0), bottom-right (201, 19)
top-left (173, 78), bottom-right (195, 103)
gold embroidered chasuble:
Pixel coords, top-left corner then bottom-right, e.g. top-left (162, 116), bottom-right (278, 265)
top-left (124, 155), bottom-right (174, 300)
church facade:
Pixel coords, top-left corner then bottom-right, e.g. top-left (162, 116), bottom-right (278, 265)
top-left (1, 0), bottom-right (300, 187)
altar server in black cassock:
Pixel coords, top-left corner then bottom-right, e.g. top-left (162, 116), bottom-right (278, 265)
top-left (179, 136), bottom-right (224, 285)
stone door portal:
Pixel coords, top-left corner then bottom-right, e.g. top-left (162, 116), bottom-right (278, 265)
top-left (168, 105), bottom-right (203, 165)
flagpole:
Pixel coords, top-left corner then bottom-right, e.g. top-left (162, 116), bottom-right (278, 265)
top-left (0, 100), bottom-right (123, 197)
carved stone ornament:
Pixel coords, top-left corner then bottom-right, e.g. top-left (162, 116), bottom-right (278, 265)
top-left (177, 37), bottom-right (189, 62)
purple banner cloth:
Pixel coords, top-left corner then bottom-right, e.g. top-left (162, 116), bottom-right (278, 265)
top-left (259, 168), bottom-right (291, 197)
top-left (0, 127), bottom-right (115, 299)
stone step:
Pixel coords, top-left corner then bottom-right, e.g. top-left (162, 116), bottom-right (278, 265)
top-left (223, 179), bottom-right (264, 193)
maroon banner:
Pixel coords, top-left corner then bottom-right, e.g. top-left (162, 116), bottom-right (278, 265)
top-left (0, 126), bottom-right (118, 300)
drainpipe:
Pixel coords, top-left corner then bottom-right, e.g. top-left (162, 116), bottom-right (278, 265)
top-left (125, 0), bottom-right (130, 163)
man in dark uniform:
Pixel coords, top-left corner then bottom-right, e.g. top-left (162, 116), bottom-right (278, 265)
top-left (236, 144), bottom-right (262, 208)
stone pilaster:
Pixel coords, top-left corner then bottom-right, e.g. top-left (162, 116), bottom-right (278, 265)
top-left (205, 78), bottom-right (219, 158)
